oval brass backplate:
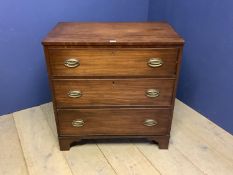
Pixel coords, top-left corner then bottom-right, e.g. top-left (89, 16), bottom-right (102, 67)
top-left (146, 89), bottom-right (160, 98)
top-left (72, 119), bottom-right (84, 127)
top-left (148, 58), bottom-right (163, 68)
top-left (68, 90), bottom-right (82, 98)
top-left (144, 119), bottom-right (158, 127)
top-left (64, 58), bottom-right (80, 68)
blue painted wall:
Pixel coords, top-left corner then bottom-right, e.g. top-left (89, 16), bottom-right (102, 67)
top-left (148, 0), bottom-right (166, 21)
top-left (0, 0), bottom-right (149, 115)
top-left (148, 0), bottom-right (233, 134)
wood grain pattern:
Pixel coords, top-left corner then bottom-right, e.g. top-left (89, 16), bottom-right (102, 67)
top-left (43, 47), bottom-right (61, 136)
top-left (63, 143), bottom-right (117, 175)
top-left (0, 115), bottom-right (28, 175)
top-left (13, 107), bottom-right (73, 175)
top-left (48, 48), bottom-right (178, 77)
top-left (134, 141), bottom-right (205, 175)
top-left (57, 108), bottom-right (171, 136)
top-left (53, 79), bottom-right (175, 107)
top-left (42, 22), bottom-right (184, 150)
top-left (174, 100), bottom-right (233, 163)
top-left (97, 140), bottom-right (161, 175)
top-left (40, 103), bottom-right (58, 137)
top-left (42, 22), bottom-right (184, 46)
top-left (171, 125), bottom-right (233, 175)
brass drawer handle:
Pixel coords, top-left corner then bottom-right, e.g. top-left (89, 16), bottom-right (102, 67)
top-left (72, 119), bottom-right (84, 127)
top-left (64, 58), bottom-right (80, 68)
top-left (148, 58), bottom-right (163, 68)
top-left (146, 89), bottom-right (160, 98)
top-left (68, 90), bottom-right (82, 98)
top-left (144, 119), bottom-right (158, 127)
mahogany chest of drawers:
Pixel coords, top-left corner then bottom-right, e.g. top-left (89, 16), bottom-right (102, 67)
top-left (42, 22), bottom-right (184, 150)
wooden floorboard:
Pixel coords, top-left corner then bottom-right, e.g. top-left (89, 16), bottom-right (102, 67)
top-left (171, 100), bottom-right (233, 175)
top-left (13, 107), bottom-right (73, 175)
top-left (0, 99), bottom-right (232, 175)
top-left (0, 114), bottom-right (29, 175)
top-left (40, 103), bottom-right (57, 137)
top-left (97, 139), bottom-right (161, 175)
top-left (64, 143), bottom-right (117, 175)
top-left (133, 140), bottom-right (205, 175)
top-left (174, 100), bottom-right (233, 163)
top-left (171, 126), bottom-right (233, 175)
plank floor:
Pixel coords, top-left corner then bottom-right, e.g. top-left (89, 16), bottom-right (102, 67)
top-left (0, 99), bottom-right (232, 175)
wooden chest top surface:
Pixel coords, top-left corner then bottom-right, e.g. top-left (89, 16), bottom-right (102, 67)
top-left (42, 22), bottom-right (184, 46)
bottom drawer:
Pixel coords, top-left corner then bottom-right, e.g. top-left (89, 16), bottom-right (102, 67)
top-left (57, 108), bottom-right (171, 136)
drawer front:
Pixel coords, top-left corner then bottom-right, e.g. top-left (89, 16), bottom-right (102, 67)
top-left (48, 49), bottom-right (178, 77)
top-left (57, 108), bottom-right (171, 136)
top-left (53, 79), bottom-right (175, 107)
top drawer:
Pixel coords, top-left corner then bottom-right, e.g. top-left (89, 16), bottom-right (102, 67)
top-left (47, 48), bottom-right (178, 77)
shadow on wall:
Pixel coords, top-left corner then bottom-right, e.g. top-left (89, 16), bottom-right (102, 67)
top-left (0, 0), bottom-right (149, 115)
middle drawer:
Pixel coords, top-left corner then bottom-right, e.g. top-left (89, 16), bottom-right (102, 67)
top-left (53, 79), bottom-right (175, 107)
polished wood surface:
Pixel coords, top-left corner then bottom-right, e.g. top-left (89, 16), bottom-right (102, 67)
top-left (42, 22), bottom-right (184, 46)
top-left (53, 79), bottom-right (175, 107)
top-left (57, 108), bottom-right (171, 136)
top-left (42, 22), bottom-right (184, 150)
top-left (48, 48), bottom-right (178, 77)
